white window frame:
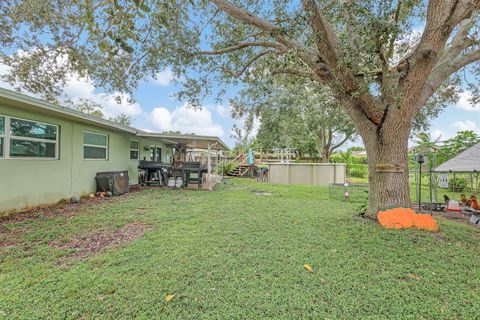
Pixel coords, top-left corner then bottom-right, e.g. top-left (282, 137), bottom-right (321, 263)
top-left (83, 131), bottom-right (109, 160)
top-left (3, 115), bottom-right (59, 160)
top-left (130, 140), bottom-right (139, 160)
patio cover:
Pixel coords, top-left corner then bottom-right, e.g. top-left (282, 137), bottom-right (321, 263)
top-left (137, 132), bottom-right (229, 151)
top-left (434, 142), bottom-right (480, 172)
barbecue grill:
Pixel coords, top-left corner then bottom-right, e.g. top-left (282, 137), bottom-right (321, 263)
top-left (138, 161), bottom-right (172, 186)
top-left (181, 161), bottom-right (207, 188)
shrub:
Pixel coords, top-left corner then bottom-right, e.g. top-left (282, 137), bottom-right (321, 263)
top-left (349, 164), bottom-right (368, 178)
top-left (448, 177), bottom-right (468, 192)
top-left (218, 161), bottom-right (238, 175)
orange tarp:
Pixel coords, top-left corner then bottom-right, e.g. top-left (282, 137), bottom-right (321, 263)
top-left (377, 207), bottom-right (439, 232)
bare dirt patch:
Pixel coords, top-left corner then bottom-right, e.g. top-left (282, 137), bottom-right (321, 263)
top-left (252, 190), bottom-right (272, 196)
top-left (0, 187), bottom-right (142, 226)
top-left (49, 223), bottom-right (152, 260)
top-left (433, 211), bottom-right (480, 228)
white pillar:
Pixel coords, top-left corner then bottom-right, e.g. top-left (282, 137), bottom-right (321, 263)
top-left (207, 143), bottom-right (212, 190)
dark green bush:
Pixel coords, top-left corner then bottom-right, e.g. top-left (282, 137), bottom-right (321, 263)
top-left (448, 177), bottom-right (468, 192)
top-left (348, 165), bottom-right (368, 178)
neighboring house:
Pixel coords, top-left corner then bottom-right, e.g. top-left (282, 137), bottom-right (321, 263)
top-left (0, 88), bottom-right (228, 212)
top-left (351, 150), bottom-right (367, 157)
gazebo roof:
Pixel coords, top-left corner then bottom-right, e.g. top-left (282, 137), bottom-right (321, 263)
top-left (434, 142), bottom-right (480, 172)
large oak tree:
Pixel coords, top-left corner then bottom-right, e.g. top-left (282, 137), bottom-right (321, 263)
top-left (2, 0), bottom-right (480, 216)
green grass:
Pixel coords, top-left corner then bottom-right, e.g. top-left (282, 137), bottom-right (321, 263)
top-left (1, 179), bottom-right (479, 319)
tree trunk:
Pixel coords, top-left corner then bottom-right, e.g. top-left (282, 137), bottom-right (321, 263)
top-left (361, 121), bottom-right (411, 218)
top-left (320, 146), bottom-right (329, 163)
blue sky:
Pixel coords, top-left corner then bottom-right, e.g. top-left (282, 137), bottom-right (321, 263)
top-left (0, 64), bottom-right (241, 147)
top-left (2, 63), bottom-right (478, 149)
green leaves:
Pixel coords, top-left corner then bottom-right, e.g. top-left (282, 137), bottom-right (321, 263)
top-left (130, 0), bottom-right (151, 13)
top-left (120, 43), bottom-right (135, 54)
top-left (139, 4), bottom-right (151, 13)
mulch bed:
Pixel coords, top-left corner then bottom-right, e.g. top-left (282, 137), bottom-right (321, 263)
top-left (432, 210), bottom-right (480, 228)
top-left (49, 223), bottom-right (152, 260)
top-left (0, 186), bottom-right (143, 226)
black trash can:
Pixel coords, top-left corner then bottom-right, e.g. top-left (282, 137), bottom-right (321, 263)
top-left (95, 171), bottom-right (129, 196)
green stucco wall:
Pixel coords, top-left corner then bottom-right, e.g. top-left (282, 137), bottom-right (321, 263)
top-left (0, 105), bottom-right (169, 212)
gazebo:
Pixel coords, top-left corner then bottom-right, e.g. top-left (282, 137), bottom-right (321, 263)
top-left (434, 142), bottom-right (480, 194)
top-left (434, 142), bottom-right (480, 173)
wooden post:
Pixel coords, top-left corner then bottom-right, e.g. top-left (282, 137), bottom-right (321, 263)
top-left (453, 172), bottom-right (456, 193)
top-left (207, 143), bottom-right (212, 190)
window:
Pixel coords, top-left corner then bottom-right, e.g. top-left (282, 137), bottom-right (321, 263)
top-left (84, 131), bottom-right (108, 160)
top-left (130, 140), bottom-right (139, 160)
top-left (154, 147), bottom-right (162, 162)
top-left (8, 117), bottom-right (58, 159)
top-left (0, 116), bottom-right (4, 158)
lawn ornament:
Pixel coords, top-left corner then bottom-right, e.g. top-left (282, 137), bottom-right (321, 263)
top-left (446, 200), bottom-right (461, 212)
top-left (377, 207), bottom-right (438, 232)
top-left (470, 196), bottom-right (479, 210)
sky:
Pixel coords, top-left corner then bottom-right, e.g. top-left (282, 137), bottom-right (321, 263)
top-left (0, 64), bottom-right (243, 147)
top-left (62, 68), bottom-right (243, 146)
top-left (1, 63), bottom-right (479, 149)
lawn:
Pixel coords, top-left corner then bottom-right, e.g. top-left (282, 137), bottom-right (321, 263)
top-left (1, 179), bottom-right (479, 319)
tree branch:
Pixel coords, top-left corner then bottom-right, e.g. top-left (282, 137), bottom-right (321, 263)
top-left (195, 41), bottom-right (286, 55)
top-left (211, 0), bottom-right (296, 49)
top-left (398, 0), bottom-right (480, 118)
top-left (223, 50), bottom-right (274, 77)
top-left (302, 0), bottom-right (339, 66)
top-left (385, 0), bottom-right (403, 60)
top-left (417, 48), bottom-right (480, 114)
top-left (445, 17), bottom-right (477, 58)
top-left (330, 131), bottom-right (354, 153)
top-left (272, 68), bottom-right (323, 82)
top-left (210, 0), bottom-right (320, 77)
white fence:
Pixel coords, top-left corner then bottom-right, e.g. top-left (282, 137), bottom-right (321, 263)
top-left (268, 163), bottom-right (346, 186)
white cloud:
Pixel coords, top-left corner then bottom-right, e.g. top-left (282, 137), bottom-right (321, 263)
top-left (451, 120), bottom-right (480, 132)
top-left (455, 91), bottom-right (479, 112)
top-left (61, 75), bottom-right (142, 118)
top-left (231, 116), bottom-right (260, 141)
top-left (0, 60), bottom-right (142, 118)
top-left (150, 104), bottom-right (224, 136)
top-left (151, 107), bottom-right (172, 131)
top-left (216, 104), bottom-right (233, 118)
top-left (152, 68), bottom-right (175, 86)
top-left (0, 64), bottom-right (15, 91)
top-left (430, 129), bottom-right (444, 141)
top-left (391, 25), bottom-right (424, 64)
top-left (250, 117), bottom-right (260, 139)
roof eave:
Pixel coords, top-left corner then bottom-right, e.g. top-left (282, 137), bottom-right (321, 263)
top-left (0, 88), bottom-right (138, 134)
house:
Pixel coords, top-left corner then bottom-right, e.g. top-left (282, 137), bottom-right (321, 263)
top-left (0, 88), bottom-right (229, 213)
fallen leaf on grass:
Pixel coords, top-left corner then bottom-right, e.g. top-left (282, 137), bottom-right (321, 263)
top-left (304, 264), bottom-right (313, 272)
top-left (407, 274), bottom-right (421, 280)
top-left (165, 293), bottom-right (176, 302)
